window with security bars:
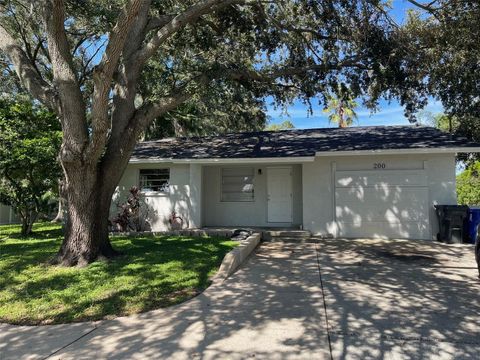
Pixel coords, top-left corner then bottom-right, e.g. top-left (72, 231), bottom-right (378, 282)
top-left (139, 169), bottom-right (170, 192)
top-left (221, 167), bottom-right (254, 202)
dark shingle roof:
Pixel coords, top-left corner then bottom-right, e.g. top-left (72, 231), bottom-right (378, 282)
top-left (132, 125), bottom-right (480, 160)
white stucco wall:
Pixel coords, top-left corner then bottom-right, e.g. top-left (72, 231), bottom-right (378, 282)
top-left (0, 204), bottom-right (19, 225)
top-left (302, 153), bottom-right (457, 240)
top-left (118, 152), bottom-right (457, 237)
top-left (202, 164), bottom-right (303, 227)
top-left (113, 163), bottom-right (193, 231)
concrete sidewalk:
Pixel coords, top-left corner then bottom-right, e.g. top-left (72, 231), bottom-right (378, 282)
top-left (0, 242), bottom-right (331, 360)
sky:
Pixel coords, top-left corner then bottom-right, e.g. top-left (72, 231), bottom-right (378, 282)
top-left (266, 0), bottom-right (442, 129)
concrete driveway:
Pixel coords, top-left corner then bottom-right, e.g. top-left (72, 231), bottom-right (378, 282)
top-left (1, 239), bottom-right (479, 360)
top-left (317, 238), bottom-right (480, 360)
top-left (0, 242), bottom-right (330, 360)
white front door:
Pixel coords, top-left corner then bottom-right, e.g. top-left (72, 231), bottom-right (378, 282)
top-left (267, 167), bottom-right (292, 223)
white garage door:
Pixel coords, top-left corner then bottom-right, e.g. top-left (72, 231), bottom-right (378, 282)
top-left (335, 169), bottom-right (430, 239)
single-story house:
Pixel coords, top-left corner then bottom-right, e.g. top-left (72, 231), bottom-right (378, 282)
top-left (0, 204), bottom-right (19, 225)
top-left (112, 125), bottom-right (480, 240)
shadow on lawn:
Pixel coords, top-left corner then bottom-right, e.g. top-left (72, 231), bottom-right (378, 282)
top-left (0, 229), bottom-right (235, 325)
top-left (0, 223), bottom-right (64, 239)
top-left (2, 239), bottom-right (480, 359)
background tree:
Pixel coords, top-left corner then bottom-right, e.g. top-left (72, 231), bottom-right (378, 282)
top-left (145, 85), bottom-right (266, 139)
top-left (389, 1), bottom-right (480, 165)
top-left (456, 162), bottom-right (480, 206)
top-left (0, 97), bottom-right (61, 235)
top-left (265, 120), bottom-right (295, 131)
top-left (0, 0), bottom-right (408, 266)
top-left (323, 88), bottom-right (358, 128)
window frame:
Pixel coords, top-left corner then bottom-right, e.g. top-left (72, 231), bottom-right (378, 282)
top-left (220, 167), bottom-right (255, 202)
top-left (138, 168), bottom-right (170, 194)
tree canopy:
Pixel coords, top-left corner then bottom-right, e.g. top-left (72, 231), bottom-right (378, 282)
top-left (0, 96), bottom-right (61, 235)
top-left (394, 1), bottom-right (480, 163)
top-left (323, 87), bottom-right (358, 128)
top-left (0, 0), bottom-right (435, 265)
top-left (457, 162), bottom-right (480, 206)
top-left (265, 120), bottom-right (295, 131)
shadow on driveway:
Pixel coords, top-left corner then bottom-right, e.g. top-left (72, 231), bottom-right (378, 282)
top-left (2, 238), bottom-right (479, 360)
top-left (316, 238), bottom-right (480, 360)
top-left (0, 242), bottom-right (330, 360)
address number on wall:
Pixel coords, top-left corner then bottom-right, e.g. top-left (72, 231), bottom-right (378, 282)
top-left (373, 163), bottom-right (386, 169)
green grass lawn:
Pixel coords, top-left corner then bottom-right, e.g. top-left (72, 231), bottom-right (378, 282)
top-left (0, 223), bottom-right (237, 325)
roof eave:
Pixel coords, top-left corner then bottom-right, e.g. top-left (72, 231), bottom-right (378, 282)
top-left (314, 147), bottom-right (480, 157)
top-left (129, 156), bottom-right (316, 164)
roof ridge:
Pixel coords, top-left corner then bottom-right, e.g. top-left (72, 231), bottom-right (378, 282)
top-left (139, 124), bottom-right (433, 143)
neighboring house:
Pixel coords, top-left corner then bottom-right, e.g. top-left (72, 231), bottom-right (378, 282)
top-left (0, 204), bottom-right (19, 225)
top-left (113, 125), bottom-right (480, 240)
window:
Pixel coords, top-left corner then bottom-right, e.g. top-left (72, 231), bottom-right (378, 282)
top-left (139, 169), bottom-right (170, 192)
top-left (221, 167), bottom-right (254, 202)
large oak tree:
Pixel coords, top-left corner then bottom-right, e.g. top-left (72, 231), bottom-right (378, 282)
top-left (0, 0), bottom-right (406, 266)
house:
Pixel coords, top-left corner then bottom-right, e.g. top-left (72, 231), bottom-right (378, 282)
top-left (0, 204), bottom-right (19, 225)
top-left (112, 125), bottom-right (480, 240)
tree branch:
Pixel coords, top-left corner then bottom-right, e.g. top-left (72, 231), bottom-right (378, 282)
top-left (145, 15), bottom-right (175, 33)
top-left (135, 0), bottom-right (242, 66)
top-left (108, 2), bottom-right (156, 154)
top-left (219, 58), bottom-right (367, 83)
top-left (406, 0), bottom-right (442, 19)
top-left (44, 0), bottom-right (89, 163)
top-left (0, 24), bottom-right (57, 109)
top-left (406, 0), bottom-right (440, 13)
top-left (87, 0), bottom-right (146, 161)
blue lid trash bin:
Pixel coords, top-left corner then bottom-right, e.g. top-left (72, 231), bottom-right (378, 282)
top-left (468, 207), bottom-right (480, 244)
top-left (434, 205), bottom-right (469, 244)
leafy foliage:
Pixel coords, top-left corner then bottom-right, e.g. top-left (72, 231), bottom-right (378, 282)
top-left (396, 2), bottom-right (480, 162)
top-left (111, 186), bottom-right (150, 232)
top-left (457, 162), bottom-right (480, 206)
top-left (265, 120), bottom-right (295, 131)
top-left (323, 88), bottom-right (358, 127)
top-left (425, 112), bottom-right (480, 167)
top-left (0, 97), bottom-right (61, 235)
top-left (0, 1), bottom-right (411, 126)
top-left (144, 86), bottom-right (267, 139)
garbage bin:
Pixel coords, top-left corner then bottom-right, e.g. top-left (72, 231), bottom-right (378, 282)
top-left (467, 207), bottom-right (480, 244)
top-left (434, 205), bottom-right (469, 244)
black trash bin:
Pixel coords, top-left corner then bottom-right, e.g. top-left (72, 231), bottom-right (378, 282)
top-left (434, 205), bottom-right (469, 244)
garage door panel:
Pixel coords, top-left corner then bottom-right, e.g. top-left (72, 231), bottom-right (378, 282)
top-left (334, 170), bottom-right (430, 240)
top-left (336, 205), bottom-right (429, 223)
top-left (336, 221), bottom-right (430, 239)
top-left (335, 188), bottom-right (429, 223)
top-left (335, 186), bottom-right (428, 204)
top-left (336, 171), bottom-right (427, 188)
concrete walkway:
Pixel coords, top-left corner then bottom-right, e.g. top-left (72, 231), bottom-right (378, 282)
top-left (0, 242), bottom-right (331, 360)
top-left (2, 239), bottom-right (480, 360)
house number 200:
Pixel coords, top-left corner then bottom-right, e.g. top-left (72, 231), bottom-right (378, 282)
top-left (373, 163), bottom-right (386, 169)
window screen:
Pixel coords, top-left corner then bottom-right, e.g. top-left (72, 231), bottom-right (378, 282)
top-left (221, 167), bottom-right (254, 202)
top-left (139, 169), bottom-right (170, 192)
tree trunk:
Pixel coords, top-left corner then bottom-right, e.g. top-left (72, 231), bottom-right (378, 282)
top-left (20, 210), bottom-right (37, 236)
top-left (51, 165), bottom-right (121, 267)
top-left (51, 180), bottom-right (66, 223)
top-left (21, 217), bottom-right (29, 236)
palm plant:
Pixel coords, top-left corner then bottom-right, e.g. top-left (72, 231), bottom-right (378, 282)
top-left (323, 92), bottom-right (358, 128)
